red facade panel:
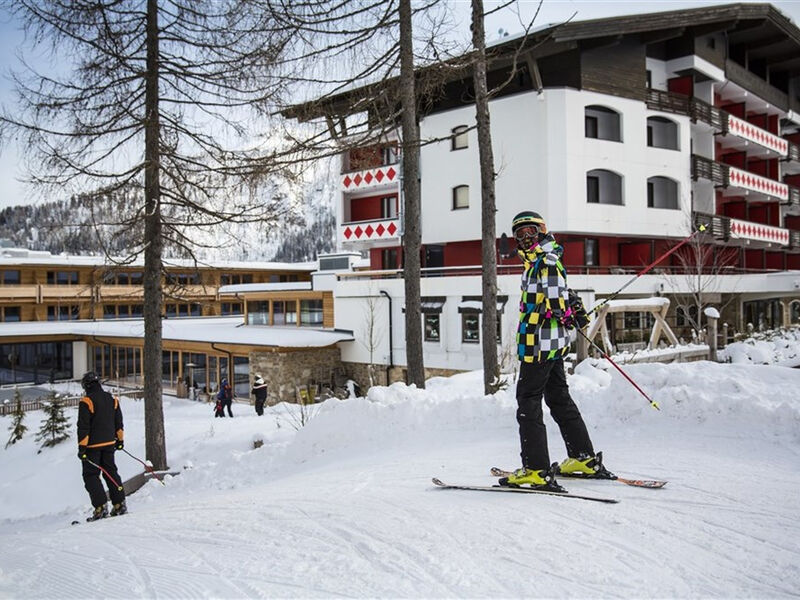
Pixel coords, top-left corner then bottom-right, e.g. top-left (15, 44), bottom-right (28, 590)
top-left (668, 75), bottom-right (693, 97)
top-left (619, 242), bottom-right (651, 267)
top-left (787, 254), bottom-right (800, 270)
top-left (765, 252), bottom-right (784, 270)
top-left (745, 249), bottom-right (764, 270)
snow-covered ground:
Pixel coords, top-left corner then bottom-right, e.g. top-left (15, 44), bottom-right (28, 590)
top-left (1, 353), bottom-right (799, 598)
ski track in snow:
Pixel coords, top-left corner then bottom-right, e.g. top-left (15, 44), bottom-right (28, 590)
top-left (1, 363), bottom-right (799, 598)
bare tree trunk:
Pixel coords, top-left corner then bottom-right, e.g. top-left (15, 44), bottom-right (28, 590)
top-left (398, 0), bottom-right (425, 388)
top-left (143, 0), bottom-right (167, 470)
top-left (471, 0), bottom-right (499, 394)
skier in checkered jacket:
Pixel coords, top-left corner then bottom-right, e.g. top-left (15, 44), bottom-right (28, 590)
top-left (498, 211), bottom-right (611, 491)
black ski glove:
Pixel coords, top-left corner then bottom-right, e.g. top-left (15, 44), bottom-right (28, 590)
top-left (78, 447), bottom-right (88, 461)
top-left (115, 439), bottom-right (124, 451)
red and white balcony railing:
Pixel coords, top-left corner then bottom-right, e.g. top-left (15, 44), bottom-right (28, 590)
top-left (728, 218), bottom-right (790, 246)
top-left (727, 115), bottom-right (788, 157)
top-left (341, 165), bottom-right (399, 193)
top-left (340, 217), bottom-right (401, 244)
top-left (727, 166), bottom-right (788, 201)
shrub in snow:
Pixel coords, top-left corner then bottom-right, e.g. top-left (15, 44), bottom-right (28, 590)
top-left (5, 389), bottom-right (28, 449)
top-left (34, 391), bottom-right (70, 453)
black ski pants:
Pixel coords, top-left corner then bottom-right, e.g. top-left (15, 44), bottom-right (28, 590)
top-left (516, 358), bottom-right (594, 471)
top-left (82, 447), bottom-right (125, 508)
top-left (255, 398), bottom-right (265, 416)
top-left (223, 399), bottom-right (233, 417)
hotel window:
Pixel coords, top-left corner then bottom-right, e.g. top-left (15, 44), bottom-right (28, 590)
top-left (380, 195), bottom-right (397, 218)
top-left (222, 302), bottom-right (243, 316)
top-left (220, 273), bottom-right (253, 286)
top-left (424, 314), bottom-right (440, 342)
top-left (2, 270), bottom-right (20, 285)
top-left (47, 270), bottom-right (79, 285)
top-left (47, 305), bottom-right (79, 321)
top-left (381, 248), bottom-right (398, 270)
top-left (286, 301), bottom-right (298, 325)
top-left (585, 239), bottom-right (599, 266)
top-left (584, 106), bottom-right (622, 141)
top-left (451, 125), bottom-right (469, 150)
top-left (452, 185), bottom-right (469, 210)
top-left (272, 300), bottom-right (285, 325)
top-left (461, 313), bottom-right (479, 343)
top-left (647, 117), bottom-right (679, 150)
top-left (647, 176), bottom-right (679, 209)
top-left (300, 299), bottom-right (323, 326)
top-left (586, 170), bottom-right (623, 205)
top-left (248, 300), bottom-right (269, 325)
top-left (1, 306), bottom-right (21, 322)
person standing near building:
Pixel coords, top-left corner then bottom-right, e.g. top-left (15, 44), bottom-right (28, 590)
top-left (77, 371), bottom-right (127, 520)
top-left (500, 211), bottom-right (611, 491)
top-left (217, 377), bottom-right (233, 417)
top-left (251, 376), bottom-right (268, 416)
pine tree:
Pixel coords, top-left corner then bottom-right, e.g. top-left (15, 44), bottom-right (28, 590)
top-left (35, 392), bottom-right (70, 453)
top-left (4, 389), bottom-right (28, 449)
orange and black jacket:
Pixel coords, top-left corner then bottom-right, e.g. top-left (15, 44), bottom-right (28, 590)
top-left (77, 385), bottom-right (124, 450)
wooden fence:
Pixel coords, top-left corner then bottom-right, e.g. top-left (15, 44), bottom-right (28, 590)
top-left (0, 388), bottom-right (144, 416)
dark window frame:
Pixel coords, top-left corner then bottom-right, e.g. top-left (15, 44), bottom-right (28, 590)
top-left (452, 185), bottom-right (469, 210)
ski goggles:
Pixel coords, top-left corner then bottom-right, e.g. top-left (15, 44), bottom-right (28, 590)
top-left (513, 225), bottom-right (541, 243)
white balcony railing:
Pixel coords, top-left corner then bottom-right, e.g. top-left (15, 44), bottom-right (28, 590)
top-left (728, 218), bottom-right (790, 246)
top-left (341, 165), bottom-right (400, 193)
top-left (727, 166), bottom-right (788, 201)
top-left (727, 115), bottom-right (788, 157)
top-left (340, 217), bottom-right (401, 244)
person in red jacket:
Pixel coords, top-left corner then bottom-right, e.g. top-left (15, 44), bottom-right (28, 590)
top-left (77, 371), bottom-right (126, 521)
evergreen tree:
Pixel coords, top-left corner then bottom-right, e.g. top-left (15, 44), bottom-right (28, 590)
top-left (35, 392), bottom-right (70, 453)
top-left (4, 389), bottom-right (28, 449)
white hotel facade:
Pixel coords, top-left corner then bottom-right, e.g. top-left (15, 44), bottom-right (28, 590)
top-left (296, 3), bottom-right (800, 381)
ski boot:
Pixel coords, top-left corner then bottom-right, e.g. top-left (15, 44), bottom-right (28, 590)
top-left (498, 464), bottom-right (565, 492)
top-left (557, 451), bottom-right (617, 480)
top-left (86, 504), bottom-right (108, 522)
top-left (110, 500), bottom-right (128, 517)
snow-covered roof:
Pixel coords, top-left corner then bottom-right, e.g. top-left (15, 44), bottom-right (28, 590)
top-left (0, 317), bottom-right (353, 348)
top-left (0, 247), bottom-right (316, 272)
top-left (219, 282), bottom-right (313, 294)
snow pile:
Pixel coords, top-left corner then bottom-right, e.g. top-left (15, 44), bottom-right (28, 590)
top-left (721, 327), bottom-right (800, 367)
top-left (2, 358), bottom-right (800, 597)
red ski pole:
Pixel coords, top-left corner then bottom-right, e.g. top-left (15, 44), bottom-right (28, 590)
top-left (122, 448), bottom-right (166, 486)
top-left (86, 458), bottom-right (124, 491)
top-left (575, 327), bottom-right (660, 411)
top-left (588, 224), bottom-right (707, 317)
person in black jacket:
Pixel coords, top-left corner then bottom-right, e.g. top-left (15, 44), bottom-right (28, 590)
top-left (77, 371), bottom-right (126, 521)
top-left (251, 376), bottom-right (268, 416)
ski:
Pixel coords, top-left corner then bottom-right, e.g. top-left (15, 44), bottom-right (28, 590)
top-left (432, 478), bottom-right (619, 504)
top-left (489, 467), bottom-right (667, 489)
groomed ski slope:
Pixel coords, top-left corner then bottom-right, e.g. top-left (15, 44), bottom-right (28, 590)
top-left (1, 357), bottom-right (799, 598)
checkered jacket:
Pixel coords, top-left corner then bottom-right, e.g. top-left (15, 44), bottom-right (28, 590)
top-left (516, 236), bottom-right (571, 363)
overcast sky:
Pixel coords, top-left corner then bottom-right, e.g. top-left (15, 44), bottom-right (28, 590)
top-left (1, 1), bottom-right (799, 210)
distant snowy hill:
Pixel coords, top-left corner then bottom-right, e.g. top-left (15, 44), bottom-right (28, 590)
top-left (0, 158), bottom-right (338, 262)
top-left (1, 335), bottom-right (799, 597)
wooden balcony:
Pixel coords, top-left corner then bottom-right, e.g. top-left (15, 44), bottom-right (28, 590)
top-left (694, 211), bottom-right (791, 248)
top-left (649, 89), bottom-right (798, 163)
top-left (691, 154), bottom-right (728, 186)
top-left (0, 285), bottom-right (39, 301)
top-left (692, 154), bottom-right (790, 202)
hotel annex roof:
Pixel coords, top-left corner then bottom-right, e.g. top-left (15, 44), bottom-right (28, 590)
top-left (0, 317), bottom-right (354, 349)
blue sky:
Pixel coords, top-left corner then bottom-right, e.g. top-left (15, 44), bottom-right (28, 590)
top-left (1, 1), bottom-right (799, 210)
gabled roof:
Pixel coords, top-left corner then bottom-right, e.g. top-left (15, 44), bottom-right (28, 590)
top-left (284, 3), bottom-right (800, 122)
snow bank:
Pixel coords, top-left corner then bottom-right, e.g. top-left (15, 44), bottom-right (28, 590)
top-left (721, 327), bottom-right (800, 367)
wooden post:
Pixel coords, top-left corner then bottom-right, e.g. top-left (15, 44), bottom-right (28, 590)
top-left (707, 315), bottom-right (719, 362)
top-left (576, 329), bottom-right (588, 363)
